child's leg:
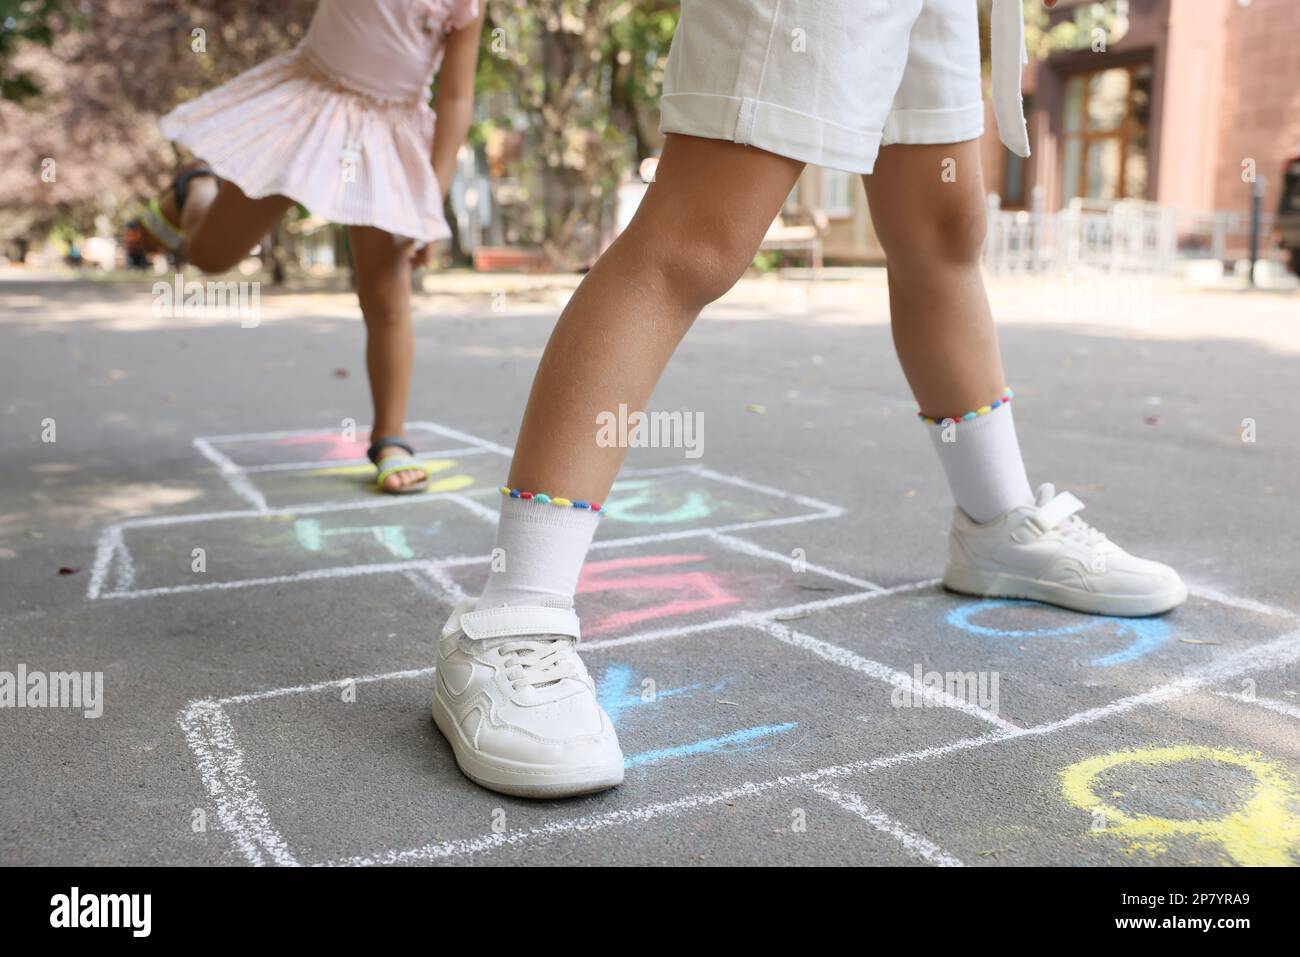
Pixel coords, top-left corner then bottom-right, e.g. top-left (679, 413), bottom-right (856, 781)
top-left (183, 179), bottom-right (294, 275)
top-left (864, 141), bottom-right (1005, 416)
top-left (864, 140), bottom-right (1033, 523)
top-left (479, 133), bottom-right (804, 607)
top-left (510, 134), bottom-right (804, 501)
top-left (865, 139), bottom-right (1183, 617)
top-left (434, 135), bottom-right (803, 799)
top-left (347, 226), bottom-right (427, 492)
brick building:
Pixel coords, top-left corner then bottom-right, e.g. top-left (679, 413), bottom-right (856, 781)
top-left (802, 0), bottom-right (1300, 264)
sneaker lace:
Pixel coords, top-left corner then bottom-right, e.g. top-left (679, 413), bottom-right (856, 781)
top-left (498, 638), bottom-right (582, 691)
top-left (1058, 514), bottom-right (1109, 549)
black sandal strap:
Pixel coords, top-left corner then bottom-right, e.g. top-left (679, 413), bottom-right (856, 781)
top-left (173, 167), bottom-right (219, 213)
top-left (368, 436), bottom-right (415, 465)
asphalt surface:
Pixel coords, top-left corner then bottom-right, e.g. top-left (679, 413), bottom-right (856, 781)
top-left (2, 270), bottom-right (1299, 867)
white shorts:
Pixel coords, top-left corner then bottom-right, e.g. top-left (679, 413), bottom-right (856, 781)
top-left (660, 0), bottom-right (1030, 174)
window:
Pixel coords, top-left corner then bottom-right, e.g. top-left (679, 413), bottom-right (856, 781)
top-left (1060, 61), bottom-right (1152, 202)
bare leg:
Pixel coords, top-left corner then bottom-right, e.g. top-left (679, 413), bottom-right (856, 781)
top-left (347, 225), bottom-right (426, 491)
top-left (863, 140), bottom-right (1005, 416)
top-left (508, 134), bottom-right (805, 502)
top-left (183, 180), bottom-right (294, 275)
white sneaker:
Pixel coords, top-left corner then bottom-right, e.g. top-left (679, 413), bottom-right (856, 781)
top-left (943, 483), bottom-right (1187, 617)
top-left (432, 599), bottom-right (624, 798)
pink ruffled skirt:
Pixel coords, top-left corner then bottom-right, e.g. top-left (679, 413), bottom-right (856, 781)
top-left (159, 47), bottom-right (448, 243)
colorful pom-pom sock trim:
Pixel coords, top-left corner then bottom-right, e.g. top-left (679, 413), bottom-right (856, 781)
top-left (500, 486), bottom-right (601, 512)
top-left (917, 388), bottom-right (1015, 426)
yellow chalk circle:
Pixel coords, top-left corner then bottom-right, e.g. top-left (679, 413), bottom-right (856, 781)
top-left (1062, 745), bottom-right (1300, 866)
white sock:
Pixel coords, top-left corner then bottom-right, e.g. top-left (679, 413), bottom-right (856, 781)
top-left (926, 402), bottom-right (1034, 523)
top-left (477, 496), bottom-right (601, 609)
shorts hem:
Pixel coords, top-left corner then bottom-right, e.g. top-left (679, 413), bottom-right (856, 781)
top-left (881, 102), bottom-right (987, 148)
top-left (660, 92), bottom-right (882, 175)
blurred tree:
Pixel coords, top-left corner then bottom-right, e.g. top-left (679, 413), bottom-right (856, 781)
top-left (1, 0), bottom-right (311, 237)
top-left (0, 0), bottom-right (79, 102)
top-left (472, 0), bottom-right (678, 267)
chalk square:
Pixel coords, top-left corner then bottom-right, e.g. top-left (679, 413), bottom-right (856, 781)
top-left (487, 465), bottom-right (845, 541)
top-left (199, 422), bottom-right (501, 470)
top-left (244, 451), bottom-right (505, 509)
top-left (819, 687), bottom-right (1300, 866)
top-left (107, 497), bottom-right (493, 597)
top-left (447, 532), bottom-right (869, 641)
top-left (184, 619), bottom-right (992, 866)
top-left (784, 584), bottom-right (1300, 728)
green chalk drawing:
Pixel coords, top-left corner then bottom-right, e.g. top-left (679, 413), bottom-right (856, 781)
top-left (294, 518), bottom-right (415, 559)
top-left (603, 479), bottom-right (713, 525)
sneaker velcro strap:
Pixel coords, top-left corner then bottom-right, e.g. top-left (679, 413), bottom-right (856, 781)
top-left (459, 605), bottom-right (581, 642)
top-left (1028, 491), bottom-right (1085, 534)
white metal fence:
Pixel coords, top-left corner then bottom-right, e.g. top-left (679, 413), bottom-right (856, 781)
top-left (983, 188), bottom-right (1276, 275)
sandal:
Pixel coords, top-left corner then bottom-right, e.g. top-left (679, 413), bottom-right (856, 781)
top-left (368, 436), bottom-right (431, 495)
top-left (140, 166), bottom-right (219, 254)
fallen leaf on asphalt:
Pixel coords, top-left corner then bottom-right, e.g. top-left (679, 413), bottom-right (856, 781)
top-left (333, 367), bottom-right (350, 378)
top-left (746, 403), bottom-right (766, 413)
top-left (1144, 415), bottom-right (1163, 425)
top-left (58, 566), bottom-right (80, 575)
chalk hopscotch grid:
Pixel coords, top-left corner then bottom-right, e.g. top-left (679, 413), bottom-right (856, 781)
top-left (86, 428), bottom-right (846, 602)
top-left (113, 419), bottom-right (1300, 866)
top-left (177, 578), bottom-right (1300, 868)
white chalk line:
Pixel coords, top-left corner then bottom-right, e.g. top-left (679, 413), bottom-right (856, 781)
top-left (193, 437), bottom-right (268, 512)
top-left (748, 617), bottom-right (1018, 732)
top-left (200, 421), bottom-right (507, 450)
top-left (86, 525), bottom-right (123, 601)
top-left (1213, 691), bottom-right (1300, 722)
top-left (405, 421), bottom-right (514, 458)
top-left (177, 701), bottom-right (298, 866)
top-left (1187, 583), bottom-right (1299, 621)
top-left (101, 561), bottom-right (433, 600)
top-left (809, 784), bottom-right (965, 867)
top-left (312, 623), bottom-right (1300, 866)
top-left (410, 562), bottom-right (469, 605)
top-left (687, 464), bottom-right (845, 515)
top-left (447, 492), bottom-right (499, 524)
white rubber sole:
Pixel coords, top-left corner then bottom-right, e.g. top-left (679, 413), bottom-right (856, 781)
top-left (431, 688), bottom-right (624, 799)
top-left (942, 563), bottom-right (1188, 618)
